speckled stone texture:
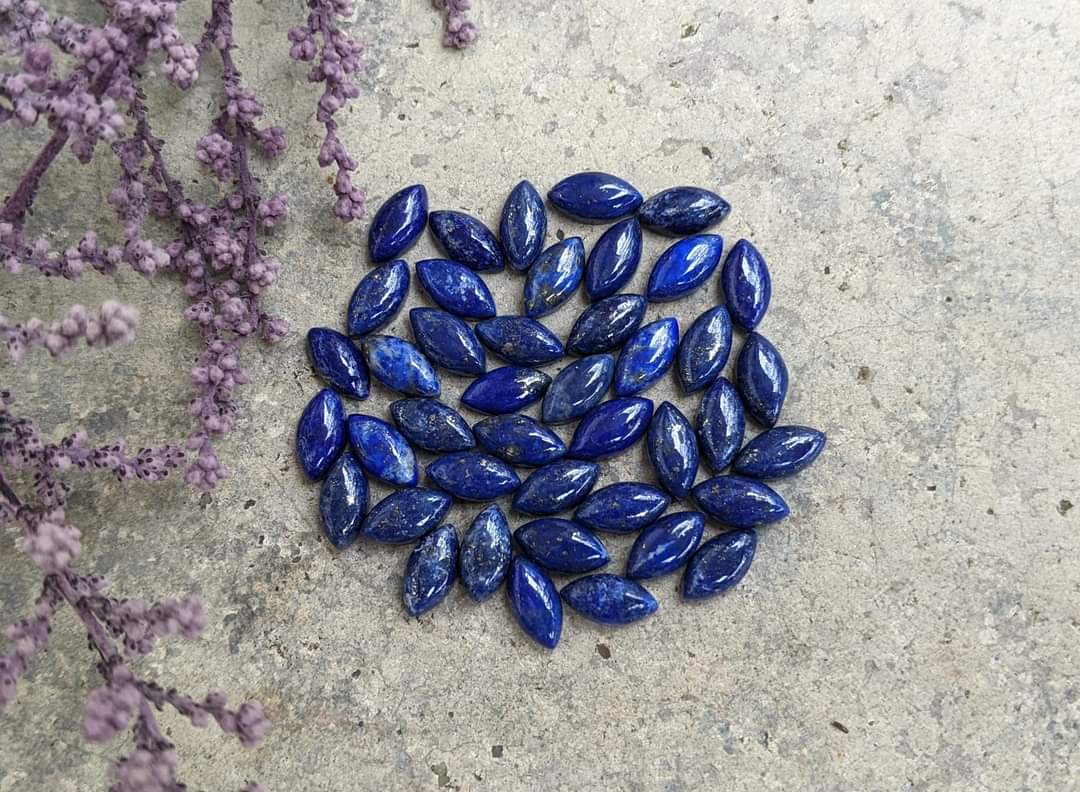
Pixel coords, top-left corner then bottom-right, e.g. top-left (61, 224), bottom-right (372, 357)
top-left (2, 2), bottom-right (1079, 790)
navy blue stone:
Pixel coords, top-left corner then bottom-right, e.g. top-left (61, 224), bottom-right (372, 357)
top-left (514, 518), bottom-right (609, 573)
top-left (541, 354), bottom-right (614, 425)
top-left (584, 217), bottom-right (642, 300)
top-left (459, 504), bottom-right (512, 601)
top-left (677, 305), bottom-right (732, 394)
top-left (721, 238), bottom-right (771, 331)
top-left (560, 574), bottom-right (658, 625)
top-left (732, 426), bottom-right (826, 479)
top-left (567, 397), bottom-right (653, 460)
top-left (360, 487), bottom-right (452, 544)
top-left (307, 327), bottom-right (369, 399)
top-left (682, 528), bottom-right (757, 600)
top-left (403, 524), bottom-right (458, 616)
top-left (613, 317), bottom-right (679, 397)
top-left (524, 237), bottom-right (585, 318)
top-left (638, 186), bottom-right (731, 236)
top-left (416, 259), bottom-right (497, 319)
top-left (426, 452), bottom-right (521, 501)
top-left (696, 376), bottom-right (745, 473)
top-left (362, 335), bottom-right (440, 397)
top-left (565, 294), bottom-right (647, 356)
top-left (346, 414), bottom-right (418, 487)
top-left (319, 451), bottom-right (368, 549)
top-left (512, 460), bottom-right (599, 516)
top-left (692, 475), bottom-right (789, 528)
top-left (647, 401), bottom-right (699, 499)
top-left (428, 210), bottom-right (504, 272)
top-left (409, 308), bottom-right (486, 376)
top-left (474, 414), bottom-right (566, 466)
top-left (574, 483), bottom-right (670, 533)
top-left (548, 172), bottom-right (643, 223)
top-left (626, 511), bottom-right (705, 580)
top-left (368, 184), bottom-right (428, 262)
top-left (475, 316), bottom-right (564, 366)
top-left (347, 260), bottom-right (410, 337)
top-left (646, 234), bottom-right (724, 302)
top-left (508, 557), bottom-right (562, 649)
top-left (735, 332), bottom-right (788, 427)
top-left (296, 388), bottom-right (345, 480)
top-left (390, 398), bottom-right (475, 453)
top-left (461, 366), bottom-right (550, 415)
top-left (500, 180), bottom-right (547, 272)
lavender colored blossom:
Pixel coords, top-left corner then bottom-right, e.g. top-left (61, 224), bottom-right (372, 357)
top-left (434, 0), bottom-right (479, 48)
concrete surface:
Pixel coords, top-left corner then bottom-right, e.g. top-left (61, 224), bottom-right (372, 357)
top-left (2, 1), bottom-right (1079, 790)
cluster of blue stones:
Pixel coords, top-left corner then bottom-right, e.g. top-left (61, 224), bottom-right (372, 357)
top-left (296, 172), bottom-right (826, 650)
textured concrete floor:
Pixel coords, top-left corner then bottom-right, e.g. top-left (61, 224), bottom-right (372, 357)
top-left (2, 1), bottom-right (1079, 790)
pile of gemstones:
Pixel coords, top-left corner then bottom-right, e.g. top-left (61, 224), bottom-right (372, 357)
top-left (295, 172), bottom-right (825, 649)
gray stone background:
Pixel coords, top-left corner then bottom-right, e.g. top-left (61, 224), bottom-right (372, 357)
top-left (2, 1), bottom-right (1078, 790)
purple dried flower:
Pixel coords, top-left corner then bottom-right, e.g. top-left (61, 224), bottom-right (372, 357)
top-left (433, 0), bottom-right (479, 48)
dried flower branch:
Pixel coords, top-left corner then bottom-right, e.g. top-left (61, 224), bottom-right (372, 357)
top-left (433, 0), bottom-right (479, 49)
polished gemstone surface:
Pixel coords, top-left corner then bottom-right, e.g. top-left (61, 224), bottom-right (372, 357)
top-left (681, 528), bottom-right (757, 600)
top-left (512, 460), bottom-right (600, 516)
top-left (403, 524), bottom-right (458, 616)
top-left (346, 260), bottom-right (410, 337)
top-left (584, 217), bottom-right (642, 300)
top-left (473, 414), bottom-right (566, 466)
top-left (368, 184), bottom-right (428, 262)
top-left (548, 171), bottom-right (643, 223)
top-left (565, 294), bottom-right (647, 356)
top-left (409, 307), bottom-right (486, 376)
top-left (638, 186), bottom-right (731, 236)
top-left (560, 574), bottom-right (658, 624)
top-left (346, 414), bottom-right (418, 487)
top-left (508, 557), bottom-right (562, 649)
top-left (647, 401), bottom-right (699, 499)
top-left (428, 210), bottom-right (504, 272)
top-left (735, 332), bottom-right (788, 427)
top-left (389, 398), bottom-right (475, 453)
top-left (721, 238), bottom-right (771, 331)
top-left (613, 317), bottom-right (679, 397)
top-left (460, 366), bottom-right (550, 414)
top-left (319, 451), bottom-right (368, 549)
top-left (692, 475), bottom-right (789, 528)
top-left (307, 327), bottom-right (369, 399)
top-left (459, 504), bottom-right (512, 601)
top-left (567, 397), bottom-right (653, 460)
top-left (360, 487), bottom-right (452, 544)
top-left (524, 237), bottom-right (585, 318)
top-left (296, 388), bottom-right (346, 480)
top-left (416, 258), bottom-right (497, 319)
top-left (574, 482), bottom-right (670, 533)
top-left (732, 425), bottom-right (826, 479)
top-left (362, 334), bottom-right (440, 397)
top-left (646, 234), bottom-right (724, 302)
top-left (677, 305), bottom-right (732, 394)
top-left (625, 511), bottom-right (704, 579)
top-left (426, 451), bottom-right (521, 501)
top-left (696, 376), bottom-right (745, 473)
top-left (475, 316), bottom-right (564, 366)
top-left (499, 180), bottom-right (547, 271)
top-left (514, 518), bottom-right (610, 573)
top-left (540, 354), bottom-right (614, 425)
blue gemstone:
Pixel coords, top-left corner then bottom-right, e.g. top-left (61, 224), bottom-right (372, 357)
top-left (540, 354), bottom-right (614, 425)
top-left (732, 426), bottom-right (826, 479)
top-left (416, 259), bottom-right (497, 319)
top-left (475, 316), bottom-right (564, 366)
top-left (296, 388), bottom-right (345, 480)
top-left (696, 376), bottom-right (745, 473)
top-left (613, 318), bottom-right (679, 397)
top-left (459, 504), bottom-right (511, 601)
top-left (368, 184), bottom-right (427, 262)
top-left (409, 307), bottom-right (486, 376)
top-left (508, 557), bottom-right (562, 649)
top-left (560, 574), bottom-right (658, 625)
top-left (403, 524), bottom-right (458, 616)
top-left (474, 414), bottom-right (566, 466)
top-left (512, 460), bottom-right (600, 516)
top-left (565, 294), bottom-right (647, 356)
top-left (735, 332), bottom-right (788, 427)
top-left (346, 414), bottom-right (418, 487)
top-left (646, 234), bottom-right (724, 302)
top-left (682, 528), bottom-right (757, 600)
top-left (638, 186), bottom-right (731, 236)
top-left (461, 366), bottom-right (550, 415)
top-left (626, 511), bottom-right (705, 579)
top-left (362, 335), bottom-right (440, 397)
top-left (548, 172), bottom-right (643, 223)
top-left (499, 180), bottom-right (547, 271)
top-left (514, 519), bottom-right (609, 573)
top-left (568, 397), bottom-right (653, 460)
top-left (524, 237), bottom-right (585, 318)
top-left (428, 210), bottom-right (504, 272)
top-left (426, 451), bottom-right (521, 501)
top-left (360, 487), bottom-right (452, 544)
top-left (574, 482), bottom-right (670, 533)
top-left (346, 260), bottom-right (410, 337)
top-left (692, 475), bottom-right (789, 528)
top-left (677, 305), bottom-right (732, 394)
top-left (647, 401), bottom-right (699, 499)
top-left (721, 239), bottom-right (771, 331)
top-left (319, 451), bottom-right (368, 549)
top-left (307, 327), bottom-right (369, 399)
top-left (390, 398), bottom-right (475, 453)
top-left (584, 217), bottom-right (642, 300)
